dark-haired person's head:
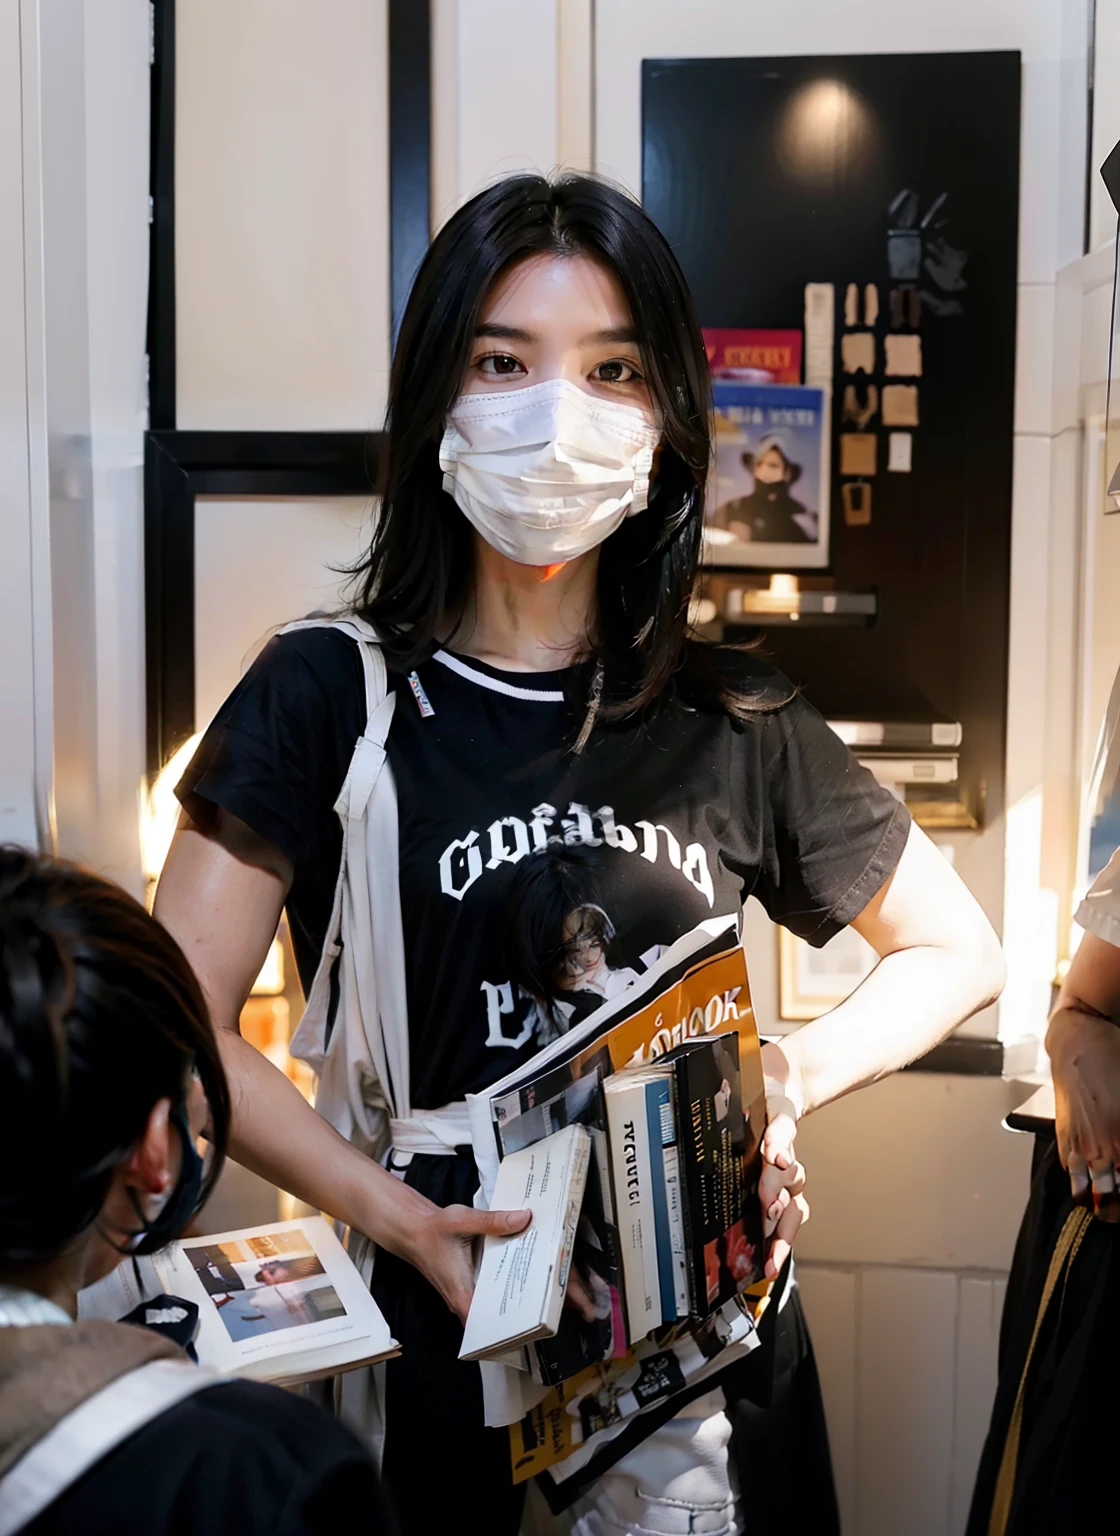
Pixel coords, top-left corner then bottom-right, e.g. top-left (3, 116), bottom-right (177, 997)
top-left (0, 846), bottom-right (229, 1307)
top-left (351, 171), bottom-right (758, 722)
top-left (504, 844), bottom-right (617, 1009)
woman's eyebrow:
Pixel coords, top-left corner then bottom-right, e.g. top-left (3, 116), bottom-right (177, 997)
top-left (475, 322), bottom-right (536, 342)
top-left (581, 327), bottom-right (639, 345)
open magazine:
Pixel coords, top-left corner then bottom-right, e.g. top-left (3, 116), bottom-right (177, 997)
top-left (465, 916), bottom-right (769, 1494)
top-left (78, 1216), bottom-right (398, 1387)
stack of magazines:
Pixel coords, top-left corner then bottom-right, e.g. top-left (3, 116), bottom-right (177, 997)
top-left (462, 917), bottom-right (769, 1498)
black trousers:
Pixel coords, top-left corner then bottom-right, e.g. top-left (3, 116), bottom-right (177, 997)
top-left (966, 1136), bottom-right (1120, 1536)
top-left (376, 1253), bottom-right (837, 1532)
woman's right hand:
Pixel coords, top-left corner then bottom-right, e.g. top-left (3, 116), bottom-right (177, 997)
top-left (390, 1199), bottom-right (532, 1322)
top-left (1047, 1004), bottom-right (1120, 1220)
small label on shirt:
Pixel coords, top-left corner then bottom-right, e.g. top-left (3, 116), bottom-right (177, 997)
top-left (408, 671), bottom-right (435, 718)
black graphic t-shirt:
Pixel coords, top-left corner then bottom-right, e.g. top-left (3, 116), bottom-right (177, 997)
top-left (178, 627), bottom-right (909, 1112)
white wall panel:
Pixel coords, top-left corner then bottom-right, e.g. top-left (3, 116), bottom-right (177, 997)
top-left (1015, 285), bottom-right (1059, 435)
top-left (1089, 0), bottom-right (1120, 252)
top-left (796, 1266), bottom-right (859, 1533)
top-left (0, 0), bottom-right (42, 849)
top-left (432, 0), bottom-right (560, 226)
top-left (857, 1268), bottom-right (958, 1536)
top-left (176, 0), bottom-right (390, 431)
top-left (194, 496), bottom-right (374, 727)
top-left (793, 1074), bottom-right (1032, 1270)
top-left (951, 1277), bottom-right (1006, 1535)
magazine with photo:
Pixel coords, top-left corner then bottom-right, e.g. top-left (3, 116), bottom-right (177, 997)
top-left (706, 380), bottom-right (831, 571)
top-left (79, 1216), bottom-right (398, 1387)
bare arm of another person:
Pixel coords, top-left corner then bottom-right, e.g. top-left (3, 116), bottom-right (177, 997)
top-left (155, 811), bottom-right (528, 1319)
top-left (759, 820), bottom-right (1007, 1273)
top-left (1046, 929), bottom-right (1120, 1214)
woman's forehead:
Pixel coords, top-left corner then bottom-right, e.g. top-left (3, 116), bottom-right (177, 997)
top-left (479, 252), bottom-right (634, 338)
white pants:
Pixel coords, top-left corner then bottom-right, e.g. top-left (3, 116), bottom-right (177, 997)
top-left (521, 1390), bottom-right (741, 1536)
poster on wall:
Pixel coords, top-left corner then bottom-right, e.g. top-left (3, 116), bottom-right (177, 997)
top-left (705, 382), bottom-right (830, 569)
top-left (703, 328), bottom-right (802, 384)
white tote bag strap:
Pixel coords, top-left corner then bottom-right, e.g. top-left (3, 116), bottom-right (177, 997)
top-left (282, 615), bottom-right (409, 1155)
top-left (0, 1359), bottom-right (219, 1536)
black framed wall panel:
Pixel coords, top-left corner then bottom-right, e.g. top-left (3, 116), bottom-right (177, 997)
top-left (643, 51), bottom-right (1020, 839)
top-left (144, 431), bottom-right (384, 773)
top-left (145, 4), bottom-right (429, 771)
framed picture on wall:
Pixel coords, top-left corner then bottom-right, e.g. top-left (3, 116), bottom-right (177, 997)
top-left (777, 922), bottom-right (876, 1022)
top-left (704, 382), bottom-right (831, 570)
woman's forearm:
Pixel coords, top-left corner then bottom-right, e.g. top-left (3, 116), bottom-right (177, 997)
top-left (769, 938), bottom-right (1004, 1118)
top-left (215, 1028), bottom-right (433, 1257)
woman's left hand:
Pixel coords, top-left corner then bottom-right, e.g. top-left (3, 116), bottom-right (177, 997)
top-left (759, 1097), bottom-right (809, 1280)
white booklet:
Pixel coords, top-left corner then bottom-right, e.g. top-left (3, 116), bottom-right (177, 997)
top-left (459, 1124), bottom-right (591, 1363)
top-left (78, 1216), bottom-right (398, 1387)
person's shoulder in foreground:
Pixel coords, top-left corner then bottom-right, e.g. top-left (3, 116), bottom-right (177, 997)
top-left (23, 1376), bottom-right (395, 1536)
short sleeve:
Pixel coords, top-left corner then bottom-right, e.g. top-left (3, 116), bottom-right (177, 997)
top-left (1075, 844), bottom-right (1120, 949)
top-left (753, 691), bottom-right (912, 946)
top-left (176, 627), bottom-right (364, 875)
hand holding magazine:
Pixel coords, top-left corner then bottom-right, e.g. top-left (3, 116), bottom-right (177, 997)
top-left (79, 1217), bottom-right (398, 1387)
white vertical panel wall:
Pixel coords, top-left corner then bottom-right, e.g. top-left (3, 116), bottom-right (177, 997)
top-left (81, 0), bottom-right (150, 889)
top-left (1, 1), bottom-right (150, 883)
top-left (0, 0), bottom-right (47, 851)
top-left (176, 0), bottom-right (391, 431)
top-left (431, 0), bottom-right (561, 226)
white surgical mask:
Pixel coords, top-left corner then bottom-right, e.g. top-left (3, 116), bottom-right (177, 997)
top-left (438, 378), bottom-right (661, 566)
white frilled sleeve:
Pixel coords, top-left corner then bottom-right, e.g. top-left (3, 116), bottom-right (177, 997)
top-left (1075, 844), bottom-right (1120, 949)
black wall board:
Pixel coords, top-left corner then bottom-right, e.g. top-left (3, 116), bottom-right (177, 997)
top-left (643, 51), bottom-right (1021, 826)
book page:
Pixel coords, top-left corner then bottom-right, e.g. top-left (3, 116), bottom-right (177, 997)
top-left (461, 1126), bottom-right (589, 1361)
top-left (159, 1216), bottom-right (394, 1375)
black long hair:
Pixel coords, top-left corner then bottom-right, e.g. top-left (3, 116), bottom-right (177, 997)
top-left (351, 171), bottom-right (768, 726)
top-left (0, 847), bottom-right (230, 1266)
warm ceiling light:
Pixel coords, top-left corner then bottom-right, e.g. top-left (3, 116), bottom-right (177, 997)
top-left (775, 78), bottom-right (877, 185)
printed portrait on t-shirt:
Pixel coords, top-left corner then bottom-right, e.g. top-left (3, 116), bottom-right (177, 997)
top-left (503, 843), bottom-right (668, 1048)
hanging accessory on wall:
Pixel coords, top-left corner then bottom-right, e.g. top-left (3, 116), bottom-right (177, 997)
top-left (885, 333), bottom-right (923, 377)
top-left (839, 433), bottom-right (877, 477)
top-left (888, 187), bottom-right (951, 283)
top-left (882, 384), bottom-right (920, 427)
top-left (889, 287), bottom-right (922, 329)
top-left (887, 432), bottom-right (913, 473)
top-left (844, 282), bottom-right (859, 328)
top-left (887, 189), bottom-right (922, 280)
top-left (842, 481), bottom-right (872, 526)
top-left (842, 383), bottom-right (879, 429)
top-left (921, 288), bottom-right (963, 318)
top-left (804, 283), bottom-right (835, 388)
top-left (864, 283), bottom-right (879, 327)
top-left (840, 331), bottom-right (875, 375)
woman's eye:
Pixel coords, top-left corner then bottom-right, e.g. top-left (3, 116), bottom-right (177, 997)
top-left (593, 358), bottom-right (642, 385)
top-left (476, 353), bottom-right (524, 377)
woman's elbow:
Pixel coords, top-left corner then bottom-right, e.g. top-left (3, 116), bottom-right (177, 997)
top-left (964, 923), bottom-right (1007, 1012)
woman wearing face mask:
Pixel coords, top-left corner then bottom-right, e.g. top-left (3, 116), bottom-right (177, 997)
top-left (0, 848), bottom-right (390, 1535)
top-left (155, 173), bottom-right (1004, 1535)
